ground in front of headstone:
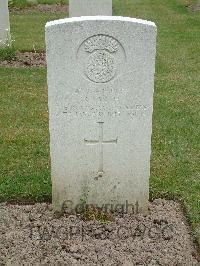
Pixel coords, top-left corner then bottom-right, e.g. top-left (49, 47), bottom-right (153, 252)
top-left (0, 51), bottom-right (46, 68)
top-left (0, 199), bottom-right (199, 265)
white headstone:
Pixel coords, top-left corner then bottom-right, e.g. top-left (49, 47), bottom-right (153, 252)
top-left (0, 0), bottom-right (10, 47)
top-left (69, 0), bottom-right (112, 17)
top-left (46, 16), bottom-right (157, 214)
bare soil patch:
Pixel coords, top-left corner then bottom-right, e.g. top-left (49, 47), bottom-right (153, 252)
top-left (0, 51), bottom-right (46, 68)
top-left (0, 199), bottom-right (199, 265)
top-left (10, 4), bottom-right (68, 14)
top-left (187, 2), bottom-right (200, 12)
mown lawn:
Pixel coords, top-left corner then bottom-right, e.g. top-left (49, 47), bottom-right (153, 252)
top-left (0, 0), bottom-right (199, 245)
top-left (10, 13), bottom-right (66, 51)
top-left (0, 68), bottom-right (51, 201)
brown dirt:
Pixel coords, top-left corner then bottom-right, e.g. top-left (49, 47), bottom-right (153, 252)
top-left (10, 4), bottom-right (68, 14)
top-left (187, 2), bottom-right (200, 12)
top-left (0, 199), bottom-right (199, 265)
top-left (0, 51), bottom-right (46, 68)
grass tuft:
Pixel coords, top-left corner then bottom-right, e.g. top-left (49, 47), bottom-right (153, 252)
top-left (0, 47), bottom-right (16, 61)
top-left (9, 0), bottom-right (31, 9)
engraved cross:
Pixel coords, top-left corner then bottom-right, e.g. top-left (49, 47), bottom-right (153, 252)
top-left (84, 122), bottom-right (117, 178)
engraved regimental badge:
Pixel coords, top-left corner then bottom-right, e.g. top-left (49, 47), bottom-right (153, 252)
top-left (78, 35), bottom-right (125, 84)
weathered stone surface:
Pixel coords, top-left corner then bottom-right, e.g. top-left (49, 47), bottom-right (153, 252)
top-left (69, 0), bottom-right (112, 17)
top-left (0, 0), bottom-right (10, 47)
top-left (46, 16), bottom-right (157, 213)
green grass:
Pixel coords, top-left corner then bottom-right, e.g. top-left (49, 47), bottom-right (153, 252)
top-left (10, 13), bottom-right (66, 51)
top-left (0, 68), bottom-right (51, 201)
top-left (10, 0), bottom-right (67, 51)
top-left (9, 0), bottom-right (68, 8)
top-left (0, 47), bottom-right (16, 61)
top-left (0, 0), bottom-right (200, 246)
top-left (37, 0), bottom-right (68, 4)
top-left (9, 0), bottom-right (32, 9)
